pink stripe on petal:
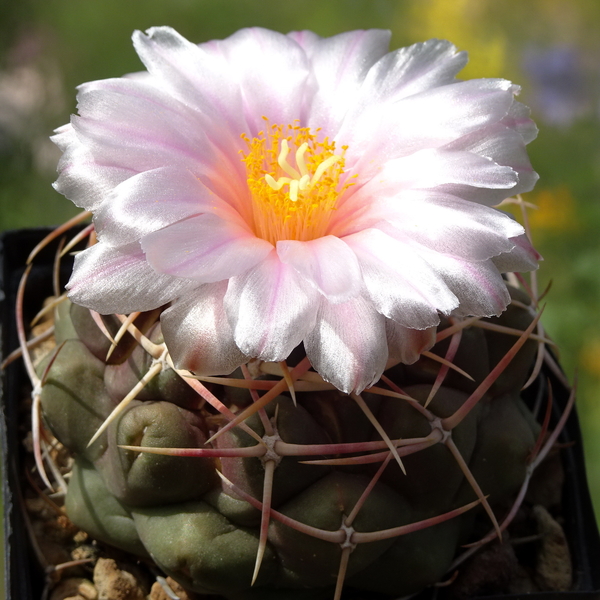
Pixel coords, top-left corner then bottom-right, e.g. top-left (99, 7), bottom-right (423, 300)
top-left (94, 167), bottom-right (244, 246)
top-left (141, 213), bottom-right (272, 282)
top-left (343, 79), bottom-right (517, 176)
top-left (276, 236), bottom-right (362, 303)
top-left (304, 296), bottom-right (388, 394)
top-left (378, 193), bottom-right (525, 261)
top-left (416, 247), bottom-right (511, 318)
top-left (161, 283), bottom-right (247, 375)
top-left (224, 251), bottom-right (320, 362)
top-left (53, 137), bottom-right (137, 211)
top-left (133, 27), bottom-right (246, 139)
top-left (344, 228), bottom-right (457, 328)
top-left (288, 29), bottom-right (391, 135)
top-left (66, 242), bottom-right (197, 314)
top-left (491, 234), bottom-right (541, 273)
top-left (358, 39), bottom-right (467, 104)
top-left (73, 78), bottom-right (249, 204)
top-left (218, 28), bottom-right (313, 134)
top-left (441, 124), bottom-right (539, 200)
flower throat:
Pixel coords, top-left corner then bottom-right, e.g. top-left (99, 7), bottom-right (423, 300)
top-left (241, 119), bottom-right (352, 245)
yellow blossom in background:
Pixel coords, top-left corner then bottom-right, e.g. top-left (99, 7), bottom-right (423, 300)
top-left (581, 337), bottom-right (600, 379)
top-left (406, 0), bottom-right (507, 79)
top-left (528, 186), bottom-right (580, 235)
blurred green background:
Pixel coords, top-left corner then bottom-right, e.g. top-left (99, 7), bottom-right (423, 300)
top-left (2, 0), bottom-right (600, 593)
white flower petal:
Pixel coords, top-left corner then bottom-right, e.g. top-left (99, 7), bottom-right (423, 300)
top-left (502, 99), bottom-right (538, 144)
top-left (66, 242), bottom-right (197, 314)
top-left (75, 78), bottom-right (252, 218)
top-left (376, 149), bottom-right (518, 191)
top-left (72, 77), bottom-right (223, 176)
top-left (287, 29), bottom-right (391, 134)
top-left (353, 38), bottom-right (467, 106)
top-left (161, 283), bottom-right (247, 375)
top-left (93, 167), bottom-right (245, 246)
top-left (491, 234), bottom-right (541, 273)
top-left (51, 123), bottom-right (75, 150)
top-left (417, 247), bottom-right (511, 318)
top-left (441, 123), bottom-right (538, 202)
top-left (343, 79), bottom-right (518, 177)
top-left (53, 137), bottom-right (135, 211)
top-left (141, 214), bottom-right (272, 282)
top-left (132, 27), bottom-right (246, 139)
top-left (217, 28), bottom-right (313, 134)
top-left (371, 192), bottom-right (525, 261)
top-left (344, 228), bottom-right (458, 328)
top-left (304, 296), bottom-right (388, 394)
top-left (276, 236), bottom-right (362, 303)
top-left (224, 251), bottom-right (320, 362)
top-left (385, 321), bottom-right (436, 365)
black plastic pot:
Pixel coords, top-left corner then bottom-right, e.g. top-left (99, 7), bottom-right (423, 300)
top-left (1, 228), bottom-right (78, 600)
top-left (2, 227), bottom-right (600, 600)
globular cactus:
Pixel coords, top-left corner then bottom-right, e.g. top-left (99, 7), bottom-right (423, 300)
top-left (10, 26), bottom-right (576, 600)
top-left (24, 268), bottom-right (570, 600)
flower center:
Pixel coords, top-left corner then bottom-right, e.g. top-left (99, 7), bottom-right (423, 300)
top-left (241, 120), bottom-right (352, 244)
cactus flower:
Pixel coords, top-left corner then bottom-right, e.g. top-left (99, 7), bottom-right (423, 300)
top-left (53, 27), bottom-right (540, 393)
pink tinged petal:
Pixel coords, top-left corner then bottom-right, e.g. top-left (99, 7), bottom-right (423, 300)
top-left (132, 27), bottom-right (246, 141)
top-left (441, 124), bottom-right (539, 202)
top-left (66, 242), bottom-right (198, 314)
top-left (367, 193), bottom-right (525, 261)
top-left (354, 39), bottom-right (468, 106)
top-left (52, 138), bottom-right (136, 211)
top-left (502, 100), bottom-right (538, 145)
top-left (385, 321), bottom-right (436, 365)
top-left (375, 149), bottom-right (519, 191)
top-left (70, 75), bottom-right (248, 210)
top-left (51, 123), bottom-right (76, 151)
top-left (161, 283), bottom-right (247, 375)
top-left (344, 229), bottom-right (458, 328)
top-left (304, 296), bottom-right (388, 394)
top-left (287, 29), bottom-right (391, 134)
top-left (140, 214), bottom-right (272, 282)
top-left (224, 251), bottom-right (320, 362)
top-left (416, 247), bottom-right (511, 318)
top-left (342, 79), bottom-right (518, 176)
top-left (393, 79), bottom-right (519, 142)
top-left (276, 236), bottom-right (362, 303)
top-left (333, 146), bottom-right (520, 235)
top-left (491, 234), bottom-right (541, 273)
top-left (217, 28), bottom-right (313, 133)
top-left (93, 166), bottom-right (244, 247)
top-left (72, 78), bottom-right (224, 176)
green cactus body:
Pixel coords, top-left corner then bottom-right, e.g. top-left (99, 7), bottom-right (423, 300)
top-left (38, 289), bottom-right (547, 599)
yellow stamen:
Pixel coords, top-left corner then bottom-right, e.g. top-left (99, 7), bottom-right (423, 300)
top-left (241, 120), bottom-right (354, 244)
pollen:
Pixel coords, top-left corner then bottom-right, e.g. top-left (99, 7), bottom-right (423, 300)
top-left (241, 120), bottom-right (353, 244)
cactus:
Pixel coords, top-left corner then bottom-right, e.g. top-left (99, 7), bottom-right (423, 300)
top-left (11, 224), bottom-right (573, 600)
top-left (7, 26), bottom-right (577, 600)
